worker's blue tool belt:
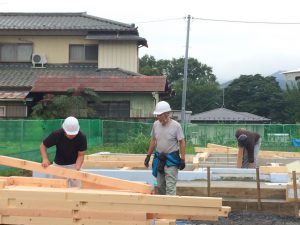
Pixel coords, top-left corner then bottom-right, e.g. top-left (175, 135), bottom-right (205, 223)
top-left (152, 151), bottom-right (181, 177)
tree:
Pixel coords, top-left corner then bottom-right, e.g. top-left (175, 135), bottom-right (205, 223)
top-left (139, 55), bottom-right (220, 114)
top-left (224, 74), bottom-right (287, 122)
top-left (283, 83), bottom-right (300, 123)
top-left (30, 88), bottom-right (99, 119)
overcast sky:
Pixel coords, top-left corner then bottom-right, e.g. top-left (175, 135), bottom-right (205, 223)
top-left (2, 0), bottom-right (300, 83)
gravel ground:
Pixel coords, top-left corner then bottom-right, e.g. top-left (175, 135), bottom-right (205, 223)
top-left (177, 212), bottom-right (299, 225)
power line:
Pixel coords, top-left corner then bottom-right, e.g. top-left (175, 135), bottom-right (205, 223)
top-left (136, 17), bottom-right (183, 24)
top-left (193, 17), bottom-right (300, 25)
top-left (135, 16), bottom-right (300, 25)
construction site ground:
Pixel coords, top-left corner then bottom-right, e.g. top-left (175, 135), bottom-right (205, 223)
top-left (177, 180), bottom-right (299, 224)
top-left (178, 211), bottom-right (299, 225)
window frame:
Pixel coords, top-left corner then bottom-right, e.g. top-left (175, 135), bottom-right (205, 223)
top-left (69, 44), bottom-right (98, 63)
top-left (0, 43), bottom-right (32, 62)
top-left (95, 101), bottom-right (130, 119)
top-left (0, 106), bottom-right (6, 117)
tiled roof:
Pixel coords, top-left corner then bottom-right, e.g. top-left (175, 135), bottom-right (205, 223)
top-left (0, 63), bottom-right (147, 88)
top-left (0, 63), bottom-right (166, 93)
top-left (0, 12), bottom-right (147, 47)
top-left (0, 12), bottom-right (136, 31)
top-left (31, 75), bottom-right (167, 93)
top-left (190, 108), bottom-right (270, 122)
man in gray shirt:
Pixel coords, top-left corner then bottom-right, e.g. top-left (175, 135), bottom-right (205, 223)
top-left (144, 101), bottom-right (185, 195)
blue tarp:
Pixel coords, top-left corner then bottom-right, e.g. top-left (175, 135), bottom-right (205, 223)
top-left (291, 138), bottom-right (300, 147)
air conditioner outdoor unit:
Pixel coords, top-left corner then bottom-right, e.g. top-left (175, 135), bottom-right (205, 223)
top-left (32, 53), bottom-right (47, 68)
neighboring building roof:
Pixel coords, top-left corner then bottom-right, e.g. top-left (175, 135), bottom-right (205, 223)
top-left (31, 75), bottom-right (166, 93)
top-left (0, 12), bottom-right (147, 46)
top-left (0, 12), bottom-right (134, 31)
top-left (0, 91), bottom-right (29, 100)
top-left (283, 69), bottom-right (300, 74)
top-left (190, 108), bottom-right (270, 122)
top-left (0, 63), bottom-right (167, 93)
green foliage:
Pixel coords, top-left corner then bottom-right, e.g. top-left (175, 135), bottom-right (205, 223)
top-left (31, 89), bottom-right (99, 119)
top-left (225, 74), bottom-right (287, 122)
top-left (139, 55), bottom-right (220, 114)
top-left (284, 83), bottom-right (300, 123)
top-left (125, 133), bottom-right (151, 154)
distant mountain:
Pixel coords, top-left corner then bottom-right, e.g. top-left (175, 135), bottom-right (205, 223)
top-left (220, 71), bottom-right (297, 90)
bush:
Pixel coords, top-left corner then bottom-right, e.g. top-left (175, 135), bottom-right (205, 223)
top-left (125, 133), bottom-right (150, 154)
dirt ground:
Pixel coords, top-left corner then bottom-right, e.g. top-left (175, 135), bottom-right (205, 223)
top-left (177, 212), bottom-right (299, 225)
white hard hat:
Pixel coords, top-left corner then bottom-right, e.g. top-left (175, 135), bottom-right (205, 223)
top-left (153, 101), bottom-right (172, 115)
top-left (62, 116), bottom-right (80, 135)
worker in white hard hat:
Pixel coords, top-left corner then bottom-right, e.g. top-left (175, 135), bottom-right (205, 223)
top-left (144, 101), bottom-right (186, 195)
top-left (39, 116), bottom-right (87, 187)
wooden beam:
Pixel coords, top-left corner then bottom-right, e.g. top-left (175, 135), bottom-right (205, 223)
top-left (259, 166), bottom-right (289, 174)
top-left (195, 147), bottom-right (237, 155)
top-left (82, 160), bottom-right (145, 169)
top-left (201, 144), bottom-right (300, 158)
top-left (0, 186), bottom-right (223, 208)
top-left (286, 183), bottom-right (300, 202)
top-left (0, 208), bottom-right (147, 221)
top-left (0, 156), bottom-right (151, 194)
top-left (85, 154), bottom-right (194, 163)
top-left (0, 215), bottom-right (150, 225)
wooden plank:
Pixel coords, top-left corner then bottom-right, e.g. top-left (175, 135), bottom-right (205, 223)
top-left (7, 176), bottom-right (68, 188)
top-left (0, 186), bottom-right (223, 208)
top-left (153, 219), bottom-right (176, 225)
top-left (85, 154), bottom-right (194, 163)
top-left (195, 147), bottom-right (237, 154)
top-left (203, 144), bottom-right (300, 158)
top-left (0, 156), bottom-right (151, 194)
top-left (82, 160), bottom-right (145, 168)
top-left (0, 215), bottom-right (150, 225)
top-left (258, 151), bottom-right (300, 158)
top-left (149, 213), bottom-right (218, 221)
top-left (286, 183), bottom-right (300, 202)
top-left (259, 166), bottom-right (289, 174)
top-left (286, 160), bottom-right (300, 173)
top-left (0, 208), bottom-right (147, 221)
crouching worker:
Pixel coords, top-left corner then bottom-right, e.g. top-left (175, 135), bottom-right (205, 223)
top-left (39, 116), bottom-right (87, 187)
top-left (144, 101), bottom-right (185, 195)
top-left (235, 128), bottom-right (261, 168)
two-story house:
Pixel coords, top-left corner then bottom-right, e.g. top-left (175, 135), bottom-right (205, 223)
top-left (0, 12), bottom-right (168, 119)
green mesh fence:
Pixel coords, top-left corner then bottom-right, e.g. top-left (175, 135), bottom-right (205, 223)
top-left (0, 119), bottom-right (300, 173)
top-left (0, 119), bottom-right (102, 173)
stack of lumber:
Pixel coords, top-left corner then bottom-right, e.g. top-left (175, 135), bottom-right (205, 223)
top-left (0, 185), bottom-right (230, 225)
top-left (83, 154), bottom-right (195, 169)
top-left (194, 143), bottom-right (300, 169)
top-left (0, 156), bottom-right (231, 224)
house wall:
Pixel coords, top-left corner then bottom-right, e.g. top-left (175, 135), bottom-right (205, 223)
top-left (0, 102), bottom-right (27, 118)
top-left (0, 36), bottom-right (138, 71)
top-left (98, 41), bottom-right (138, 72)
top-left (100, 93), bottom-right (156, 118)
top-left (284, 71), bottom-right (300, 81)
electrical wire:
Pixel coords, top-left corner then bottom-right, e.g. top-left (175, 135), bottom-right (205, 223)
top-left (191, 17), bottom-right (300, 25)
top-left (136, 16), bottom-right (300, 25)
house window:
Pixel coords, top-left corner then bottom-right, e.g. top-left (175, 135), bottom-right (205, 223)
top-left (0, 43), bottom-right (32, 62)
top-left (69, 44), bottom-right (98, 62)
top-left (95, 101), bottom-right (130, 118)
top-left (0, 106), bottom-right (6, 117)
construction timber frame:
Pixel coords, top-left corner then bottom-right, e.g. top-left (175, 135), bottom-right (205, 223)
top-left (0, 156), bottom-right (231, 225)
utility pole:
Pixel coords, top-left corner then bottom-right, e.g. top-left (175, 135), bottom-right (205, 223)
top-left (181, 15), bottom-right (191, 126)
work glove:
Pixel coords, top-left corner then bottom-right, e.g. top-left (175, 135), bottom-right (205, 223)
top-left (144, 154), bottom-right (151, 168)
top-left (179, 159), bottom-right (185, 170)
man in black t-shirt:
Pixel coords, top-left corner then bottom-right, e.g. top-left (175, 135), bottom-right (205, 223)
top-left (39, 116), bottom-right (87, 187)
